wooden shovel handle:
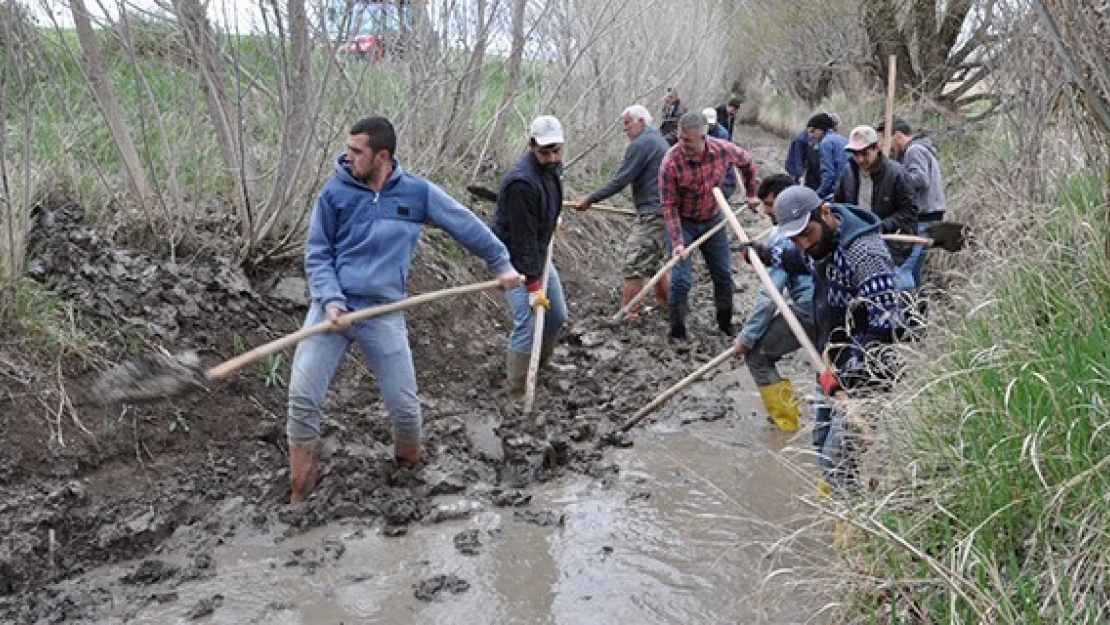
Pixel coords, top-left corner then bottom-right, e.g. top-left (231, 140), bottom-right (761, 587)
top-left (206, 278), bottom-right (505, 381)
top-left (523, 240), bottom-right (558, 415)
top-left (562, 201), bottom-right (636, 216)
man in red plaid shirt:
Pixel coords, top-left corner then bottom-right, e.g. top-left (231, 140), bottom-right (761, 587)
top-left (660, 110), bottom-right (759, 340)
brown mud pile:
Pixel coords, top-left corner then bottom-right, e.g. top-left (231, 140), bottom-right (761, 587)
top-left (0, 129), bottom-right (785, 623)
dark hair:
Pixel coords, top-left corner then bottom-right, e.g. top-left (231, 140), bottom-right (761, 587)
top-left (757, 173), bottom-right (795, 200)
top-left (350, 116), bottom-right (397, 155)
top-left (876, 117), bottom-right (913, 134)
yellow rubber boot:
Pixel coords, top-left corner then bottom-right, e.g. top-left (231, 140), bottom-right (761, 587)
top-left (757, 380), bottom-right (800, 432)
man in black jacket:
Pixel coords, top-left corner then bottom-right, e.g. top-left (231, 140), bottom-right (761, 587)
top-left (492, 116), bottom-right (568, 396)
top-left (833, 125), bottom-right (919, 266)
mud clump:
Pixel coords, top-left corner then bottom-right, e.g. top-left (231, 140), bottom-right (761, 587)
top-left (414, 574), bottom-right (471, 601)
top-left (187, 594), bottom-right (224, 619)
top-left (121, 559), bottom-right (179, 585)
top-left (514, 509), bottom-right (566, 527)
top-left (453, 529), bottom-right (483, 555)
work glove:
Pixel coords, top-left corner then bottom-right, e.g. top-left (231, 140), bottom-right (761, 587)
top-left (739, 242), bottom-right (773, 266)
top-left (818, 367), bottom-right (842, 396)
top-left (526, 281), bottom-right (550, 309)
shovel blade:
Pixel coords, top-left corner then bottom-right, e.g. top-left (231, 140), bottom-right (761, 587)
top-left (924, 222), bottom-right (969, 253)
top-left (465, 184), bottom-right (499, 202)
top-left (91, 351), bottom-right (207, 405)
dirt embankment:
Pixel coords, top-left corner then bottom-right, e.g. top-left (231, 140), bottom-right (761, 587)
top-left (0, 127), bottom-right (787, 623)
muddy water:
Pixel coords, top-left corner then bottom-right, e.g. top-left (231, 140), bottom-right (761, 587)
top-left (83, 365), bottom-right (830, 624)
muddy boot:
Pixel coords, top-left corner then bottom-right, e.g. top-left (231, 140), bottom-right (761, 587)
top-left (654, 273), bottom-right (670, 314)
top-left (714, 292), bottom-right (735, 336)
top-left (620, 277), bottom-right (645, 319)
top-left (668, 300), bottom-right (688, 340)
top-left (539, 337), bottom-right (556, 369)
top-left (506, 349), bottom-right (530, 398)
top-left (757, 380), bottom-right (800, 432)
top-left (394, 437), bottom-right (423, 469)
top-left (289, 438), bottom-right (319, 504)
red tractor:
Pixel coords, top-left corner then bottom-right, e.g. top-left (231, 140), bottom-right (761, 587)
top-left (328, 0), bottom-right (419, 61)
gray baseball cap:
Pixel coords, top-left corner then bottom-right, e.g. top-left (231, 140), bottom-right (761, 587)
top-left (774, 185), bottom-right (823, 238)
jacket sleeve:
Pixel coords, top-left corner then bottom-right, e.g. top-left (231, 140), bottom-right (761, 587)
top-left (589, 140), bottom-right (644, 204)
top-left (832, 166), bottom-right (850, 204)
top-left (425, 182), bottom-right (513, 276)
top-left (784, 135), bottom-right (805, 180)
top-left (502, 180), bottom-right (544, 283)
top-left (736, 263), bottom-right (790, 348)
top-left (725, 142), bottom-right (758, 198)
top-left (902, 144), bottom-right (930, 193)
top-left (304, 189), bottom-right (345, 306)
top-left (880, 169), bottom-right (919, 234)
top-left (659, 153), bottom-right (684, 248)
top-left (845, 236), bottom-right (902, 344)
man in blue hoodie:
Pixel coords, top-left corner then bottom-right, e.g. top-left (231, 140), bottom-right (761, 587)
top-left (493, 115), bottom-right (569, 397)
top-left (286, 116), bottom-right (521, 503)
top-left (768, 185), bottom-right (905, 491)
top-left (807, 113), bottom-right (848, 200)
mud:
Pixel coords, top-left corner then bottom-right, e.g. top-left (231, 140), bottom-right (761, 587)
top-left (0, 126), bottom-right (801, 623)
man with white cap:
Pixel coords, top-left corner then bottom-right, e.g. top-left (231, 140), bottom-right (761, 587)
top-left (833, 124), bottom-right (919, 268)
top-left (492, 115), bottom-right (569, 397)
top-left (757, 184), bottom-right (905, 490)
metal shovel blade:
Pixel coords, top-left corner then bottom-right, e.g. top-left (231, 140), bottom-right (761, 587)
top-left (923, 222), bottom-right (969, 253)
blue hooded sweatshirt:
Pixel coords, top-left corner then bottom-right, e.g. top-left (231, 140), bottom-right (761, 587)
top-left (305, 154), bottom-right (513, 308)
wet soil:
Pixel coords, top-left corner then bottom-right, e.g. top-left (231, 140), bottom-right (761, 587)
top-left (0, 126), bottom-right (792, 623)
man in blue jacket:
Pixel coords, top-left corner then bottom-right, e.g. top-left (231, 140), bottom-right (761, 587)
top-left (286, 116), bottom-right (521, 503)
top-left (807, 113), bottom-right (847, 200)
top-left (734, 174), bottom-right (815, 432)
top-left (493, 116), bottom-right (569, 397)
top-left (572, 105), bottom-right (670, 318)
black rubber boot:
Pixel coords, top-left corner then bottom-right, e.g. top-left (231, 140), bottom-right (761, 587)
top-left (669, 301), bottom-right (688, 340)
top-left (714, 292), bottom-right (735, 336)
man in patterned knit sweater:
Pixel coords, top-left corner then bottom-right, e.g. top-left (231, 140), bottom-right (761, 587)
top-left (763, 185), bottom-right (906, 491)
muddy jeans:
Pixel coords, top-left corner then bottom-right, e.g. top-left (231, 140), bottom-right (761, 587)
top-left (286, 301), bottom-right (420, 443)
top-left (621, 213), bottom-right (671, 278)
top-left (668, 214), bottom-right (733, 311)
top-left (745, 309), bottom-right (815, 386)
top-left (504, 263), bottom-right (567, 353)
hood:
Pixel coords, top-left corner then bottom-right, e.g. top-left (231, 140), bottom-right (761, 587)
top-left (334, 153), bottom-right (404, 190)
top-left (908, 134), bottom-right (938, 157)
top-left (829, 203), bottom-right (882, 247)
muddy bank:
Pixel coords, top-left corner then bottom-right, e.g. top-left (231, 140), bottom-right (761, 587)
top-left (0, 126), bottom-right (797, 623)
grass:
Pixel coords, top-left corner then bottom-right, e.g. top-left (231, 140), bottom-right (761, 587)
top-left (845, 172), bottom-right (1110, 622)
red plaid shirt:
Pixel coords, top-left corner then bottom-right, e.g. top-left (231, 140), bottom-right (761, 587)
top-left (659, 137), bottom-right (758, 246)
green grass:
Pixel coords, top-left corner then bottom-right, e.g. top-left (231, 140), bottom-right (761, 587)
top-left (851, 172), bottom-right (1110, 621)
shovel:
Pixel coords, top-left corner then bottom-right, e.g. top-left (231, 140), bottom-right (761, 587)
top-left (618, 346), bottom-right (737, 431)
top-left (883, 222), bottom-right (969, 253)
top-left (91, 278), bottom-right (509, 405)
top-left (523, 237), bottom-right (558, 415)
top-left (466, 184), bottom-right (636, 216)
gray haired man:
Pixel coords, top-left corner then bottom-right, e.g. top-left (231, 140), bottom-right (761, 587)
top-left (573, 104), bottom-right (671, 317)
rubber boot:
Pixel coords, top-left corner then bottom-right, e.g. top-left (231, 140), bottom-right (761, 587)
top-left (506, 349), bottom-right (531, 398)
top-left (620, 278), bottom-right (645, 319)
top-left (757, 380), bottom-right (800, 432)
top-left (539, 336), bottom-right (556, 369)
top-left (668, 300), bottom-right (688, 340)
top-left (654, 273), bottom-right (670, 314)
top-left (394, 436), bottom-right (423, 469)
top-left (289, 438), bottom-right (319, 504)
top-left (714, 292), bottom-right (735, 336)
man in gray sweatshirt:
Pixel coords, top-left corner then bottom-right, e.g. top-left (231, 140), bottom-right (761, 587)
top-left (879, 117), bottom-right (946, 290)
top-left (572, 104), bottom-right (671, 318)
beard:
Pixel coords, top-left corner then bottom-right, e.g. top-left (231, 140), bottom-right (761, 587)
top-left (807, 218), bottom-right (838, 260)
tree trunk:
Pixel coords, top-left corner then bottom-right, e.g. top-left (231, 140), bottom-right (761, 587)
top-left (68, 0), bottom-right (153, 207)
top-left (438, 0), bottom-right (490, 159)
top-left (483, 0), bottom-right (527, 170)
top-left (172, 0), bottom-right (252, 236)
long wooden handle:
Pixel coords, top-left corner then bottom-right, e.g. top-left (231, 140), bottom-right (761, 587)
top-left (882, 233), bottom-right (931, 245)
top-left (714, 188), bottom-right (826, 372)
top-left (619, 347), bottom-right (736, 431)
top-left (206, 278), bottom-right (505, 381)
top-left (562, 201), bottom-right (636, 216)
top-left (523, 239), bottom-right (558, 415)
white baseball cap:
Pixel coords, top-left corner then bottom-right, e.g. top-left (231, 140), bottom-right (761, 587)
top-left (529, 115), bottom-right (565, 146)
top-left (702, 107), bottom-right (718, 126)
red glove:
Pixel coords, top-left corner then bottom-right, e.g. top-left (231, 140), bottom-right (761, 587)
top-left (818, 367), bottom-right (841, 396)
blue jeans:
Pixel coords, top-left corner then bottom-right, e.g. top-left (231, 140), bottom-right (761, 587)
top-left (895, 221), bottom-right (931, 291)
top-left (504, 263), bottom-right (567, 354)
top-left (286, 301), bottom-right (420, 443)
top-left (669, 214), bottom-right (733, 310)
